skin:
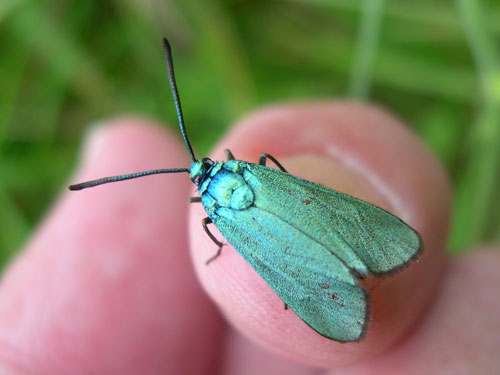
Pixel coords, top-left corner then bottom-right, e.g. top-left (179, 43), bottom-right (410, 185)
top-left (0, 102), bottom-right (498, 373)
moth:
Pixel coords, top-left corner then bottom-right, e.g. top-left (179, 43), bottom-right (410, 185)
top-left (70, 38), bottom-right (423, 342)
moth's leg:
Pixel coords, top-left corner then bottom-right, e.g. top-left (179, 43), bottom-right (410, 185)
top-left (284, 302), bottom-right (289, 310)
top-left (202, 217), bottom-right (224, 265)
top-left (225, 149), bottom-right (235, 161)
top-left (190, 196), bottom-right (202, 203)
top-left (258, 153), bottom-right (288, 173)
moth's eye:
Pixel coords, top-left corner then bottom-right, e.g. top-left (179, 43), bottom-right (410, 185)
top-left (202, 158), bottom-right (213, 166)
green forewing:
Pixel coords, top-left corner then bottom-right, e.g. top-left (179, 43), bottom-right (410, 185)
top-left (245, 164), bottom-right (422, 275)
top-left (205, 163), bottom-right (421, 341)
top-left (211, 205), bottom-right (369, 341)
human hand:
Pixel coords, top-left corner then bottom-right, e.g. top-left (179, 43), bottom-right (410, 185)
top-left (0, 102), bottom-right (497, 373)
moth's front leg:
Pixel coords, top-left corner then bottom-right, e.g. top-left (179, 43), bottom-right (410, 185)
top-left (258, 153), bottom-right (288, 173)
top-left (202, 217), bottom-right (224, 265)
top-left (225, 149), bottom-right (235, 161)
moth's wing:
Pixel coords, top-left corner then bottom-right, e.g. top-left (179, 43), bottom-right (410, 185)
top-left (245, 164), bottom-right (422, 276)
top-left (209, 205), bottom-right (369, 342)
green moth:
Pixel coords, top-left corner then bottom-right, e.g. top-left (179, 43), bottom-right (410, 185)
top-left (70, 38), bottom-right (423, 342)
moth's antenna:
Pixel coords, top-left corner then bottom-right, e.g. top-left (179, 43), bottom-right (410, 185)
top-left (162, 37), bottom-right (196, 162)
top-left (68, 168), bottom-right (190, 191)
top-left (67, 39), bottom-right (195, 191)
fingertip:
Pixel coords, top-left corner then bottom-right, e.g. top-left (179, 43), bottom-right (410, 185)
top-left (190, 101), bottom-right (451, 368)
top-left (0, 118), bottom-right (223, 373)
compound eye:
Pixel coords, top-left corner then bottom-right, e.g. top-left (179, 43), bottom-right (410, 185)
top-left (191, 175), bottom-right (202, 185)
top-left (202, 157), bottom-right (213, 166)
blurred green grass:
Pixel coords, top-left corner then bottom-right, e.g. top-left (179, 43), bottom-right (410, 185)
top-left (0, 0), bottom-right (498, 268)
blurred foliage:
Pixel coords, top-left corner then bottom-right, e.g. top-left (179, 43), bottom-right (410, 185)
top-left (0, 0), bottom-right (499, 267)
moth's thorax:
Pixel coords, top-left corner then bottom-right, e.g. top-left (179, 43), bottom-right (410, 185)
top-left (197, 160), bottom-right (254, 213)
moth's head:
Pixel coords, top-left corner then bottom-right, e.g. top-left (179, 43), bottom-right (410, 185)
top-left (189, 158), bottom-right (214, 186)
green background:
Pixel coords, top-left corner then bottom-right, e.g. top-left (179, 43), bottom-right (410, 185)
top-left (1, 0), bottom-right (499, 268)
